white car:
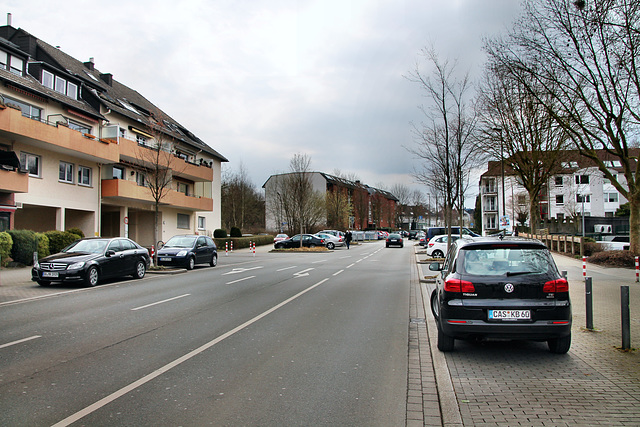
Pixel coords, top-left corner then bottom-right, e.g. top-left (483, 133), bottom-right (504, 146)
top-left (426, 234), bottom-right (460, 258)
top-left (314, 232), bottom-right (345, 250)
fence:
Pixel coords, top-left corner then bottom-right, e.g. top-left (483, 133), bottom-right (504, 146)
top-left (524, 232), bottom-right (583, 255)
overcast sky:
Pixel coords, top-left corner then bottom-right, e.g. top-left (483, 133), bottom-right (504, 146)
top-left (4, 0), bottom-right (522, 205)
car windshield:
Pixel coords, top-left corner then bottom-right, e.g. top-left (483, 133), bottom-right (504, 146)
top-left (63, 239), bottom-right (109, 254)
top-left (164, 236), bottom-right (197, 248)
top-left (460, 247), bottom-right (553, 276)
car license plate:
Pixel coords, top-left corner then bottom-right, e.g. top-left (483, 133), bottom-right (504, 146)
top-left (489, 310), bottom-right (530, 320)
top-left (42, 272), bottom-right (59, 278)
top-left (160, 257), bottom-right (171, 262)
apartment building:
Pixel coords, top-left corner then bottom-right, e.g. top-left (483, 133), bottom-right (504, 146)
top-left (263, 172), bottom-right (398, 232)
top-left (0, 25), bottom-right (227, 246)
top-left (479, 150), bottom-right (630, 235)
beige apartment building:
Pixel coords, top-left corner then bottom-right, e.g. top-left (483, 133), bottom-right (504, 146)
top-left (0, 24), bottom-right (227, 246)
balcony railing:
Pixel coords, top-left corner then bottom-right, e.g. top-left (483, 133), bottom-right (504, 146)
top-left (0, 167), bottom-right (28, 193)
top-left (101, 179), bottom-right (213, 211)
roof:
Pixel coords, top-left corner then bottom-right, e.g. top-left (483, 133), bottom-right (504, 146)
top-left (0, 25), bottom-right (227, 162)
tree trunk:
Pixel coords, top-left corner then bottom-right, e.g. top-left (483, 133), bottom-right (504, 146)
top-left (630, 195), bottom-right (640, 253)
top-left (528, 193), bottom-right (541, 235)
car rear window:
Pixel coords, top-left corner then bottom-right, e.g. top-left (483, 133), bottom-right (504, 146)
top-left (460, 246), bottom-right (554, 276)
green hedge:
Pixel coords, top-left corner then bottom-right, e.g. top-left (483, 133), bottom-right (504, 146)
top-left (214, 235), bottom-right (274, 251)
top-left (214, 229), bottom-right (227, 238)
top-left (230, 227), bottom-right (242, 237)
top-left (45, 230), bottom-right (81, 254)
top-left (7, 229), bottom-right (38, 265)
top-left (35, 232), bottom-right (49, 260)
top-left (0, 231), bottom-right (12, 267)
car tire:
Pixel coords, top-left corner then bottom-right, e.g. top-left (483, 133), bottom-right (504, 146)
top-left (186, 256), bottom-right (195, 270)
top-left (308, 244), bottom-right (316, 248)
top-left (85, 266), bottom-right (99, 287)
top-left (432, 249), bottom-right (444, 258)
top-left (437, 325), bottom-right (455, 352)
top-left (430, 291), bottom-right (440, 320)
top-left (133, 260), bottom-right (146, 279)
top-left (275, 244), bottom-right (283, 249)
top-left (326, 242), bottom-right (335, 250)
top-left (37, 280), bottom-right (51, 287)
top-left (210, 253), bottom-right (218, 267)
top-left (548, 333), bottom-right (571, 354)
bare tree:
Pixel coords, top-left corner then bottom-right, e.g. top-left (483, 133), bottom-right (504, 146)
top-left (485, 0), bottom-right (640, 250)
top-left (221, 163), bottom-right (264, 233)
top-left (391, 183), bottom-right (411, 228)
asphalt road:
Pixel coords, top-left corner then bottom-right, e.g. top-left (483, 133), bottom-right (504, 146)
top-left (0, 241), bottom-right (411, 426)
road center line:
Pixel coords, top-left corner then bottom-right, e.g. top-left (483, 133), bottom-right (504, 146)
top-left (226, 276), bottom-right (256, 285)
top-left (276, 266), bottom-right (297, 271)
top-left (346, 263), bottom-right (355, 268)
top-left (333, 270), bottom-right (344, 276)
top-left (0, 335), bottom-right (42, 350)
top-left (131, 294), bottom-right (191, 311)
top-left (52, 278), bottom-right (330, 427)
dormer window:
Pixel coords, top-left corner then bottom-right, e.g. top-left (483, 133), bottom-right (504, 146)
top-left (41, 70), bottom-right (78, 99)
top-left (55, 76), bottom-right (66, 94)
top-left (0, 50), bottom-right (24, 76)
top-left (42, 70), bottom-right (54, 89)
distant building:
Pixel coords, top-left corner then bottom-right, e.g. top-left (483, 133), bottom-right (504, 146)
top-left (479, 150), bottom-right (630, 235)
top-left (263, 172), bottom-right (398, 232)
top-left (0, 25), bottom-right (227, 244)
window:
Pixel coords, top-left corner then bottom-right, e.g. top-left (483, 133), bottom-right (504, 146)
top-left (562, 161), bottom-right (579, 169)
top-left (555, 195), bottom-right (564, 205)
top-left (605, 193), bottom-right (618, 203)
top-left (136, 134), bottom-right (147, 146)
top-left (119, 127), bottom-right (126, 139)
top-left (78, 166), bottom-right (92, 186)
top-left (20, 152), bottom-right (41, 177)
top-left (68, 119), bottom-right (91, 134)
top-left (0, 51), bottom-right (6, 69)
top-left (67, 82), bottom-right (78, 100)
top-left (554, 176), bottom-right (563, 186)
top-left (54, 76), bottom-right (67, 94)
top-left (42, 70), bottom-right (54, 89)
top-left (136, 171), bottom-right (146, 186)
top-left (177, 182), bottom-right (189, 195)
top-left (3, 96), bottom-right (42, 121)
top-left (576, 194), bottom-right (591, 203)
top-left (575, 175), bottom-right (589, 184)
top-left (59, 161), bottom-right (74, 183)
top-left (9, 56), bottom-right (23, 75)
top-left (177, 213), bottom-right (190, 229)
top-left (113, 166), bottom-right (124, 180)
top-left (198, 216), bottom-right (206, 230)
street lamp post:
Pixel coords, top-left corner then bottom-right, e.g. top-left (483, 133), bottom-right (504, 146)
top-left (493, 128), bottom-right (506, 231)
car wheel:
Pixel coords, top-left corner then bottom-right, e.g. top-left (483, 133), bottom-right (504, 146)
top-left (432, 249), bottom-right (444, 258)
top-left (275, 243), bottom-right (283, 249)
top-left (437, 325), bottom-right (455, 352)
top-left (85, 266), bottom-right (99, 287)
top-left (308, 244), bottom-right (316, 248)
top-left (186, 256), bottom-right (195, 270)
top-left (37, 280), bottom-right (51, 287)
top-left (326, 242), bottom-right (335, 250)
top-left (548, 333), bottom-right (571, 354)
top-left (210, 253), bottom-right (218, 267)
top-left (430, 290), bottom-right (440, 320)
top-left (133, 260), bottom-right (146, 279)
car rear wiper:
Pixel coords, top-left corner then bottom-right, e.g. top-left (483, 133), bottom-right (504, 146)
top-left (506, 271), bottom-right (535, 276)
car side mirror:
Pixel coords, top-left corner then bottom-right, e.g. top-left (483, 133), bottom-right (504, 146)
top-left (429, 262), bottom-right (443, 271)
top-left (105, 250), bottom-right (116, 257)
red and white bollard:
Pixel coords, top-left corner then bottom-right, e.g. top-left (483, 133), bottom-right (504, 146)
top-left (583, 256), bottom-right (586, 280)
top-left (225, 242), bottom-right (228, 256)
top-left (635, 256), bottom-right (639, 282)
top-left (151, 245), bottom-right (155, 259)
top-left (252, 241), bottom-right (256, 257)
top-left (230, 241), bottom-right (233, 252)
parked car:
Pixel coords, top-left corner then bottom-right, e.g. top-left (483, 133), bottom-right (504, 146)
top-left (274, 234), bottom-right (289, 243)
top-left (426, 234), bottom-right (460, 258)
top-left (429, 236), bottom-right (572, 354)
top-left (386, 233), bottom-right (404, 248)
top-left (32, 237), bottom-right (151, 287)
top-left (157, 235), bottom-right (218, 270)
top-left (274, 234), bottom-right (326, 249)
top-left (314, 232), bottom-right (344, 250)
top-left (318, 229), bottom-right (346, 240)
top-left (423, 226), bottom-right (479, 245)
top-left (596, 235), bottom-right (630, 251)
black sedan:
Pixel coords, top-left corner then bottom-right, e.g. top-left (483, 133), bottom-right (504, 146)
top-left (386, 233), bottom-right (404, 248)
top-left (429, 236), bottom-right (572, 354)
top-left (274, 234), bottom-right (325, 249)
top-left (157, 235), bottom-right (218, 270)
top-left (32, 237), bottom-right (150, 287)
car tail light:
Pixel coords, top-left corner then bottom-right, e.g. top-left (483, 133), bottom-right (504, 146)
top-left (428, 242), bottom-right (434, 247)
top-left (444, 278), bottom-right (475, 293)
top-left (543, 278), bottom-right (569, 293)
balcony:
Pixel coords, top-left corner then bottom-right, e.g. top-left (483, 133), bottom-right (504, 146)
top-left (118, 138), bottom-right (213, 182)
top-left (101, 179), bottom-right (213, 211)
top-left (0, 168), bottom-right (28, 193)
top-left (0, 106), bottom-right (120, 163)
top-left (482, 186), bottom-right (497, 195)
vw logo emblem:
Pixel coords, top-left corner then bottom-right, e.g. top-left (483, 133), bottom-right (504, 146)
top-left (504, 283), bottom-right (514, 293)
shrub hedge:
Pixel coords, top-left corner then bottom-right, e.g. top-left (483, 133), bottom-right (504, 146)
top-left (7, 229), bottom-right (38, 265)
top-left (213, 235), bottom-right (273, 251)
top-left (214, 229), bottom-right (227, 238)
top-left (45, 230), bottom-right (81, 254)
top-left (0, 231), bottom-right (12, 267)
top-left (230, 227), bottom-right (242, 237)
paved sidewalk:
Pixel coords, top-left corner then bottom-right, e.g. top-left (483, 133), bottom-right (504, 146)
top-left (413, 247), bottom-right (640, 426)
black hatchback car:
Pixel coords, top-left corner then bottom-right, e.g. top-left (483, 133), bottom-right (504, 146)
top-left (429, 237), bottom-right (571, 354)
top-left (157, 235), bottom-right (218, 270)
top-left (32, 237), bottom-right (150, 287)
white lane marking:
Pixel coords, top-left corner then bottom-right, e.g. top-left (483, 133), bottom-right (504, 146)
top-left (276, 266), bottom-right (297, 272)
top-left (333, 270), bottom-right (344, 276)
top-left (222, 266), bottom-right (263, 276)
top-left (0, 335), bottom-right (42, 350)
top-left (312, 259), bottom-right (326, 264)
top-left (226, 276), bottom-right (256, 285)
top-left (52, 278), bottom-right (330, 427)
top-left (339, 256), bottom-right (352, 259)
top-left (131, 294), bottom-right (190, 311)
top-left (293, 268), bottom-right (314, 278)
top-left (346, 263), bottom-right (355, 269)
